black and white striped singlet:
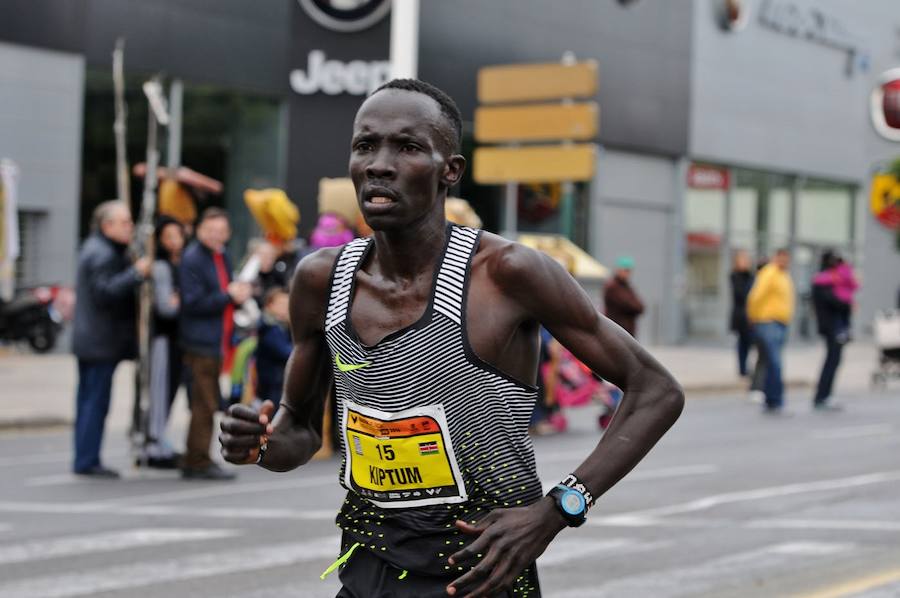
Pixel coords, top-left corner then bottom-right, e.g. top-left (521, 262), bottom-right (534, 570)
top-left (324, 223), bottom-right (543, 593)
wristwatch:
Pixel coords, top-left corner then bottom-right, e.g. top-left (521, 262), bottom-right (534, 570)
top-left (547, 484), bottom-right (588, 527)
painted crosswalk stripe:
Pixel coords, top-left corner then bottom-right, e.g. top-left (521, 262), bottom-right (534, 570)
top-left (0, 536), bottom-right (341, 598)
top-left (747, 518), bottom-right (900, 533)
top-left (546, 542), bottom-right (855, 598)
top-left (541, 464), bottom-right (718, 495)
top-left (0, 528), bottom-right (239, 566)
top-left (600, 470), bottom-right (900, 520)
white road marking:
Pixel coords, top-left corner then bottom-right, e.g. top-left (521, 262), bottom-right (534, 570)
top-left (599, 470), bottom-right (900, 521)
top-left (541, 464), bottom-right (718, 494)
top-left (24, 474), bottom-right (84, 487)
top-left (90, 473), bottom-right (338, 506)
top-left (0, 528), bottom-right (239, 565)
top-left (24, 468), bottom-right (197, 487)
top-left (538, 538), bottom-right (670, 567)
top-left (810, 425), bottom-right (895, 440)
top-left (0, 451), bottom-right (72, 468)
top-left (0, 500), bottom-right (338, 521)
top-left (747, 518), bottom-right (900, 533)
top-left (0, 536), bottom-right (341, 598)
top-left (547, 542), bottom-right (855, 598)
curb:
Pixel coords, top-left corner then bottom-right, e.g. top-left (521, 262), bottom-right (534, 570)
top-left (683, 379), bottom-right (812, 395)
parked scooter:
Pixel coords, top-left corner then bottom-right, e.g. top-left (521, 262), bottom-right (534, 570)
top-left (0, 286), bottom-right (64, 352)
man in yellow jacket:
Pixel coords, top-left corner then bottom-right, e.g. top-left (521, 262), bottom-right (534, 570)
top-left (747, 248), bottom-right (794, 413)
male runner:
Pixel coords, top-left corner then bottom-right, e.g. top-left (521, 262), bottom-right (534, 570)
top-left (220, 79), bottom-right (684, 597)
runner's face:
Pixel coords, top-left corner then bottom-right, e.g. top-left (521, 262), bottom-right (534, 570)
top-left (349, 90), bottom-right (463, 231)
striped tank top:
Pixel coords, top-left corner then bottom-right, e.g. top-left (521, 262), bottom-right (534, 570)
top-left (324, 223), bottom-right (543, 587)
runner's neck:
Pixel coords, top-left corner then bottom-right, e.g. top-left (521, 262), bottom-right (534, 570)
top-left (370, 217), bottom-right (447, 282)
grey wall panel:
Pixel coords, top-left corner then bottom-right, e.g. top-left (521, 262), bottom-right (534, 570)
top-left (0, 42), bottom-right (84, 285)
top-left (589, 150), bottom-right (680, 344)
top-left (419, 0), bottom-right (693, 157)
top-left (689, 0), bottom-right (891, 181)
top-left (596, 202), bottom-right (673, 346)
top-left (859, 217), bottom-right (900, 332)
top-left (82, 0), bottom-right (291, 94)
top-left (0, 0), bottom-right (86, 53)
top-left (0, 0), bottom-right (291, 94)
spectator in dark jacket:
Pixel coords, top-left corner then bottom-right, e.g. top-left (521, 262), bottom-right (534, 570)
top-left (255, 288), bottom-right (292, 409)
top-left (72, 201), bottom-right (151, 477)
top-left (179, 208), bottom-right (251, 480)
top-left (812, 250), bottom-right (854, 410)
top-left (603, 256), bottom-right (645, 338)
top-left (730, 249), bottom-right (755, 377)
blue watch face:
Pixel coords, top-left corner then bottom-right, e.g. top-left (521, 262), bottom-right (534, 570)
top-left (560, 489), bottom-right (586, 515)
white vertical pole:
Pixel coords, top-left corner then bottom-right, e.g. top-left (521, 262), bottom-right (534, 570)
top-left (503, 181), bottom-right (518, 239)
top-left (166, 79), bottom-right (183, 171)
top-left (390, 0), bottom-right (420, 79)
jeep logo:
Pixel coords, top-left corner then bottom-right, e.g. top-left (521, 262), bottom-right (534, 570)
top-left (299, 0), bottom-right (391, 33)
top-left (290, 50), bottom-right (391, 96)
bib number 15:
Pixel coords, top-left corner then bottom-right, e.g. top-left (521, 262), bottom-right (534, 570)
top-left (376, 444), bottom-right (395, 461)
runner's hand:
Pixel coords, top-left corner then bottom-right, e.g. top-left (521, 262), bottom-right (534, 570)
top-left (219, 401), bottom-right (275, 465)
top-left (446, 498), bottom-right (566, 597)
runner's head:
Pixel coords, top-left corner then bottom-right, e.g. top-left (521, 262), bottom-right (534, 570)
top-left (350, 79), bottom-right (465, 231)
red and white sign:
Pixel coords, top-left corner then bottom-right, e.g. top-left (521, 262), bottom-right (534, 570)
top-left (871, 68), bottom-right (900, 141)
top-left (687, 164), bottom-right (730, 190)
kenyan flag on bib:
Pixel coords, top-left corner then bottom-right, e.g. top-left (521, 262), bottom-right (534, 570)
top-left (418, 441), bottom-right (439, 456)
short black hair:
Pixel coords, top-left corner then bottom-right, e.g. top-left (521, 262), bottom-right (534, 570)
top-left (372, 78), bottom-right (462, 154)
top-left (199, 206), bottom-right (229, 225)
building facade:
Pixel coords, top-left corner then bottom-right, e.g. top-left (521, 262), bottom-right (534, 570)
top-left (1, 0), bottom-right (898, 346)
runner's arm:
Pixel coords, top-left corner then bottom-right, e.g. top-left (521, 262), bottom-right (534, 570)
top-left (508, 245), bottom-right (683, 503)
top-left (220, 249), bottom-right (337, 472)
top-left (448, 245), bottom-right (683, 597)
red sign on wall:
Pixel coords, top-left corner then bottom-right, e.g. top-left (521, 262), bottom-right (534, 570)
top-left (871, 68), bottom-right (900, 141)
top-left (883, 78), bottom-right (900, 130)
top-left (687, 164), bottom-right (730, 190)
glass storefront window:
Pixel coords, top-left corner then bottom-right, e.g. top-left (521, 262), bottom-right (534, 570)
top-left (685, 182), bottom-right (727, 339)
top-left (796, 179), bottom-right (853, 245)
top-left (684, 165), bottom-right (857, 341)
top-left (686, 189), bottom-right (725, 234)
top-left (81, 69), bottom-right (286, 259)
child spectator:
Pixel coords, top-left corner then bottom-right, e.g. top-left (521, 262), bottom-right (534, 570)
top-left (255, 288), bottom-right (292, 409)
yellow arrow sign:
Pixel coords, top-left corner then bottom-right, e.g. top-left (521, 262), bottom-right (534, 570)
top-left (478, 61), bottom-right (598, 104)
top-left (473, 144), bottom-right (597, 184)
top-left (475, 102), bottom-right (599, 143)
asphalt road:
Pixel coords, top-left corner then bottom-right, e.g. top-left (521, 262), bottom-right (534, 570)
top-left (1, 389), bottom-right (899, 598)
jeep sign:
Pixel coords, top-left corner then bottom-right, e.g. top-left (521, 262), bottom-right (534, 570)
top-left (290, 50), bottom-right (391, 95)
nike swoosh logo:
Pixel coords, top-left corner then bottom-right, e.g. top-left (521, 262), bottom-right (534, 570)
top-left (335, 352), bottom-right (371, 372)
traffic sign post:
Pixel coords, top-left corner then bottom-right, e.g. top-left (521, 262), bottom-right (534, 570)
top-left (473, 57), bottom-right (599, 240)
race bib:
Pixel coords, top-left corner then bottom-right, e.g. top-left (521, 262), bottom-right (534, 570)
top-left (342, 401), bottom-right (468, 508)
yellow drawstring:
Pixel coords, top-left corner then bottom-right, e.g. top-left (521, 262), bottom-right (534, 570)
top-left (398, 569), bottom-right (408, 580)
top-left (320, 542), bottom-right (362, 580)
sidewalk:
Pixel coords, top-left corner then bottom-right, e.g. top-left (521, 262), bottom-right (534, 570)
top-left (0, 341), bottom-right (887, 430)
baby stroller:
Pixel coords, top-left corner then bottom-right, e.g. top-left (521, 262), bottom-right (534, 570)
top-left (871, 309), bottom-right (900, 390)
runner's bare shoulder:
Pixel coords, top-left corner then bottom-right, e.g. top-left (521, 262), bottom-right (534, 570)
top-left (475, 231), bottom-right (552, 293)
top-left (289, 246), bottom-right (344, 329)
